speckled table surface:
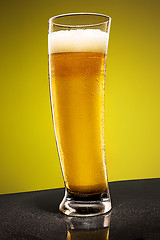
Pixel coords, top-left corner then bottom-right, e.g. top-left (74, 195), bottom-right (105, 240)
top-left (0, 179), bottom-right (160, 240)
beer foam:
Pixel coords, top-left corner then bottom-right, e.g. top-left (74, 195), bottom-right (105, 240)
top-left (48, 29), bottom-right (108, 54)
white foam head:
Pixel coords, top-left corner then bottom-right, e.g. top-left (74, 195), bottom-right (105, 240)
top-left (48, 29), bottom-right (109, 54)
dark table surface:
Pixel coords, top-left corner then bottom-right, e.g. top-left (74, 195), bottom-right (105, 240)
top-left (0, 179), bottom-right (160, 240)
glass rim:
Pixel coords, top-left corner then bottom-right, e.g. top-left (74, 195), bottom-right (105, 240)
top-left (48, 12), bottom-right (111, 28)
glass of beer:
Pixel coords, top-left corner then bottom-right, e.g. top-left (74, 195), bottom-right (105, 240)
top-left (48, 13), bottom-right (111, 216)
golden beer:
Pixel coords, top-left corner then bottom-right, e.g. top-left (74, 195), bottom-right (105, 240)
top-left (49, 29), bottom-right (109, 195)
top-left (49, 51), bottom-right (107, 195)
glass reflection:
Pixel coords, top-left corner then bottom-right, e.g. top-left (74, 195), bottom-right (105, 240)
top-left (61, 212), bottom-right (111, 240)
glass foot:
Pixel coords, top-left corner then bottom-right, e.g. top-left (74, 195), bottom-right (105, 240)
top-left (59, 188), bottom-right (112, 217)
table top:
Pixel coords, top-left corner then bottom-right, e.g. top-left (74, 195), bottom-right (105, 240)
top-left (0, 178), bottom-right (160, 240)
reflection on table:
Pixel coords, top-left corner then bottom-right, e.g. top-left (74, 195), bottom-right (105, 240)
top-left (61, 212), bottom-right (111, 240)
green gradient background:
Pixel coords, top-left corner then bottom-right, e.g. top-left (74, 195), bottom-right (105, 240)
top-left (0, 0), bottom-right (160, 194)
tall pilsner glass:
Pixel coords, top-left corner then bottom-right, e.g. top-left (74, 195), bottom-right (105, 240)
top-left (48, 13), bottom-right (111, 216)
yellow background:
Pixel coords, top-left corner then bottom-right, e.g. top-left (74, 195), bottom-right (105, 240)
top-left (0, 0), bottom-right (160, 194)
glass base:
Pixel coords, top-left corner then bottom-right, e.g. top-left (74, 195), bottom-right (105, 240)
top-left (59, 188), bottom-right (111, 217)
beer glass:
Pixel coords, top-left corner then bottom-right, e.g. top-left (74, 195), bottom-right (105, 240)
top-left (48, 13), bottom-right (111, 216)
